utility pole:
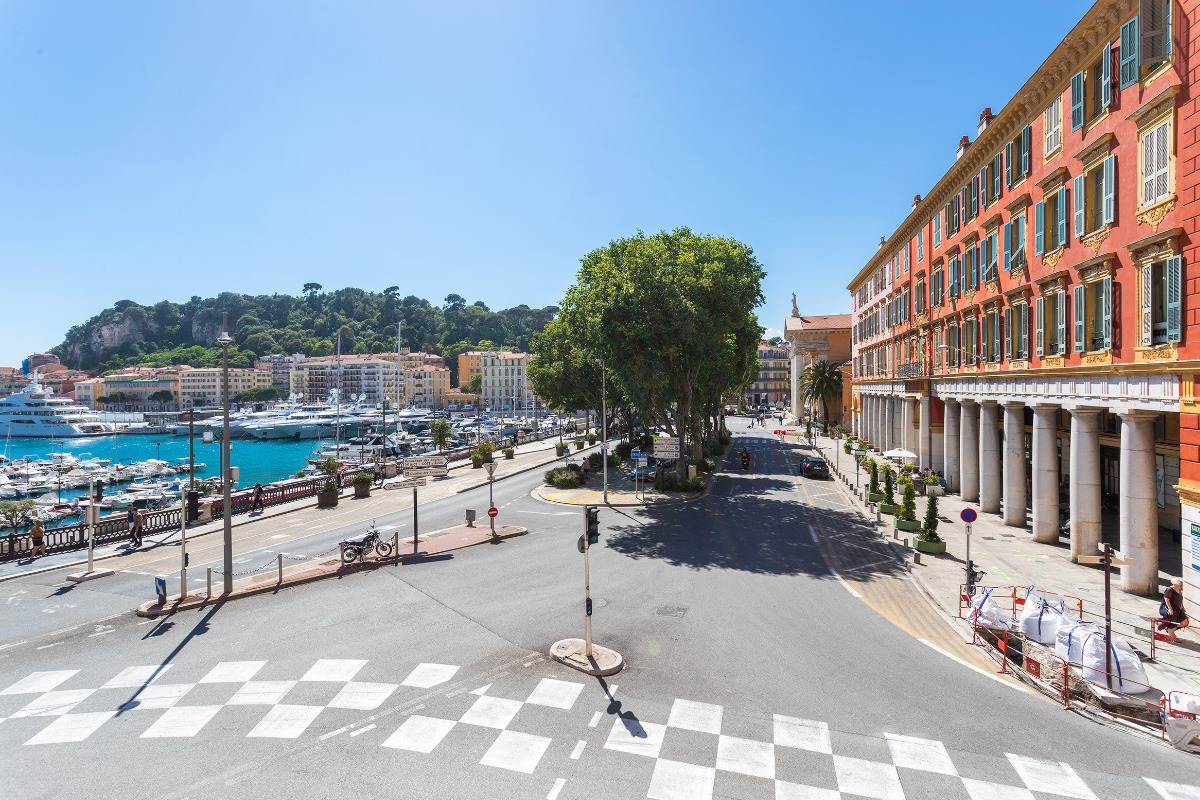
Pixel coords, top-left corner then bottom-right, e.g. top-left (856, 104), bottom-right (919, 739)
top-left (188, 408), bottom-right (195, 491)
top-left (218, 314), bottom-right (233, 595)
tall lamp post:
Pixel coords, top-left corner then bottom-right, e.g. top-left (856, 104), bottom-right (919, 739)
top-left (217, 315), bottom-right (233, 596)
top-left (484, 461), bottom-right (497, 538)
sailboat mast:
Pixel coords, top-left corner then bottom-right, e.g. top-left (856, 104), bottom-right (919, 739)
top-left (335, 332), bottom-right (342, 449)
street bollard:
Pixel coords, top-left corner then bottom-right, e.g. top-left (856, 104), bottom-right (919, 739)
top-left (893, 526), bottom-right (898, 539)
top-left (277, 554), bottom-right (283, 586)
top-left (875, 508), bottom-right (881, 524)
top-left (466, 509), bottom-right (476, 528)
top-left (206, 567), bottom-right (212, 599)
top-left (913, 549), bottom-right (921, 565)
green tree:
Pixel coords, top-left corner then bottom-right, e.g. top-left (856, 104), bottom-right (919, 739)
top-left (466, 373), bottom-right (482, 395)
top-left (0, 500), bottom-right (36, 533)
top-left (799, 360), bottom-right (844, 424)
top-left (428, 418), bottom-right (452, 451)
top-left (147, 389), bottom-right (175, 406)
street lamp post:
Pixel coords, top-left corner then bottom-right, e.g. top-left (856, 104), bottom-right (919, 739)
top-left (596, 359), bottom-right (607, 503)
top-left (484, 461), bottom-right (497, 538)
top-left (217, 314), bottom-right (233, 596)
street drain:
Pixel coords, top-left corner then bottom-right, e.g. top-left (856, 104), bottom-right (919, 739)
top-left (656, 606), bottom-right (687, 618)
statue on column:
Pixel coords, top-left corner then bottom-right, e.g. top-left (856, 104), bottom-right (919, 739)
top-left (791, 293), bottom-right (799, 317)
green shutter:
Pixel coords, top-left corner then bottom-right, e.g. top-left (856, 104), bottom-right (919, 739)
top-left (1070, 71), bottom-right (1085, 130)
top-left (993, 153), bottom-right (1002, 199)
top-left (1020, 304), bottom-right (1029, 358)
top-left (993, 312), bottom-right (1001, 360)
top-left (1035, 201), bottom-right (1045, 254)
top-left (1102, 276), bottom-right (1112, 349)
top-left (1074, 174), bottom-right (1085, 237)
top-left (1004, 222), bottom-right (1012, 271)
top-left (1005, 141), bottom-right (1014, 186)
top-left (1102, 41), bottom-right (1112, 107)
top-left (1074, 284), bottom-right (1086, 352)
top-left (1056, 292), bottom-right (1067, 354)
top-left (1142, 0), bottom-right (1167, 65)
top-left (1102, 155), bottom-right (1115, 225)
top-left (1167, 254), bottom-right (1182, 342)
top-left (950, 256), bottom-right (958, 296)
top-left (1120, 17), bottom-right (1139, 88)
top-left (1036, 297), bottom-right (1045, 356)
top-left (1057, 186), bottom-right (1068, 246)
top-left (1021, 126), bottom-right (1031, 175)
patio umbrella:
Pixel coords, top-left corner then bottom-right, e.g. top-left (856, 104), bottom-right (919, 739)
top-left (882, 448), bottom-right (917, 461)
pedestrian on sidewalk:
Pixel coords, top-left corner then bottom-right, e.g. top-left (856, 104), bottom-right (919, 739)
top-left (126, 506), bottom-right (138, 547)
top-left (250, 483), bottom-right (265, 514)
top-left (1157, 579), bottom-right (1190, 640)
top-left (133, 507), bottom-right (145, 548)
top-left (29, 518), bottom-right (46, 559)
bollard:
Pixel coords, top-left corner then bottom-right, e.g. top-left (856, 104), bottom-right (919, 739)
top-left (875, 508), bottom-right (881, 523)
top-left (277, 554), bottom-right (283, 586)
top-left (466, 509), bottom-right (476, 528)
top-left (913, 549), bottom-right (921, 565)
top-left (893, 526), bottom-right (898, 539)
top-left (206, 567), bottom-right (212, 599)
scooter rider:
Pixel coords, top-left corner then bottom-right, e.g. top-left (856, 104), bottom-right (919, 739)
top-left (741, 447), bottom-right (750, 470)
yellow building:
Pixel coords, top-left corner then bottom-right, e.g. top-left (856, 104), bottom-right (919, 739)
top-left (457, 351), bottom-right (485, 388)
top-left (178, 367), bottom-right (271, 408)
top-left (401, 366), bottom-right (451, 409)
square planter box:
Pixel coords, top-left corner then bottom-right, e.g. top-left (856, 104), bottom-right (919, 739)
top-left (895, 519), bottom-right (921, 532)
top-left (878, 503), bottom-right (898, 515)
top-left (913, 537), bottom-right (947, 554)
top-left (926, 485), bottom-right (945, 496)
top-left (868, 491), bottom-right (885, 504)
top-left (317, 490), bottom-right (339, 508)
top-left (354, 485), bottom-right (370, 499)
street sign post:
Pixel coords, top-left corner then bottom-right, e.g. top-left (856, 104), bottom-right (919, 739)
top-left (403, 456), bottom-right (448, 469)
top-left (959, 508), bottom-right (979, 592)
top-left (488, 507), bottom-right (498, 518)
top-left (654, 437), bottom-right (680, 459)
top-left (403, 467), bottom-right (449, 478)
top-left (1079, 542), bottom-right (1132, 690)
top-left (385, 477), bottom-right (428, 490)
top-left (630, 449), bottom-right (644, 461)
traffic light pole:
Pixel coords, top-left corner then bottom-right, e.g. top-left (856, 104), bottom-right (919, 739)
top-left (584, 526), bottom-right (592, 659)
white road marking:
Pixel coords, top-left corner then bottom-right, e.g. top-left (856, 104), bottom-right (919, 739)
top-left (327, 682), bottom-right (397, 710)
top-left (200, 661), bottom-right (266, 683)
top-left (103, 664), bottom-right (170, 688)
top-left (526, 678), bottom-right (584, 710)
top-left (382, 715), bottom-right (456, 753)
top-left (320, 726), bottom-right (349, 741)
top-left (716, 734), bottom-right (774, 778)
top-left (12, 689), bottom-right (95, 718)
top-left (547, 777), bottom-right (567, 800)
top-left (247, 704), bottom-right (323, 738)
top-left (24, 711), bottom-right (115, 745)
top-left (268, 535), bottom-right (289, 540)
top-left (647, 758), bottom-right (715, 800)
top-left (141, 705), bottom-right (222, 738)
top-left (1145, 778), bottom-right (1200, 800)
top-left (569, 740), bottom-right (586, 760)
top-left (1005, 753), bottom-right (1097, 799)
top-left (773, 715), bottom-right (831, 754)
top-left (667, 698), bottom-right (723, 734)
top-left (227, 680), bottom-right (296, 705)
top-left (35, 642), bottom-right (63, 650)
top-left (917, 639), bottom-right (1029, 693)
top-left (402, 663), bottom-right (459, 688)
top-left (588, 711), bottom-right (602, 727)
top-left (833, 755), bottom-right (905, 800)
top-left (0, 670), bottom-right (77, 694)
top-left (88, 630), bottom-right (115, 638)
top-left (349, 723), bottom-right (376, 737)
top-left (460, 695), bottom-right (523, 729)
top-left (775, 782), bottom-right (840, 800)
top-left (300, 659), bottom-right (367, 682)
top-left (479, 729), bottom-right (551, 774)
top-left (604, 718), bottom-right (666, 758)
top-left (962, 778), bottom-right (1036, 800)
top-left (469, 684), bottom-right (491, 696)
top-left (120, 683), bottom-right (195, 710)
top-left (885, 732), bottom-right (958, 775)
top-left (0, 641), bottom-right (27, 652)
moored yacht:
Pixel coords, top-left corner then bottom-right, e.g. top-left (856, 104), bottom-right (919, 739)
top-left (0, 375), bottom-right (116, 438)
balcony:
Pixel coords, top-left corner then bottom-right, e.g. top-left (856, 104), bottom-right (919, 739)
top-left (896, 362), bottom-right (926, 379)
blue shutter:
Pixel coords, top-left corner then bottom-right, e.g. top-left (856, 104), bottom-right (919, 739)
top-left (1056, 292), bottom-right (1067, 354)
top-left (1036, 297), bottom-right (1045, 356)
top-left (1057, 186), bottom-right (1068, 246)
top-left (1167, 255), bottom-right (1182, 342)
top-left (971, 176), bottom-right (979, 217)
top-left (1102, 155), bottom-right (1116, 225)
top-left (1035, 201), bottom-right (1045, 255)
top-left (1021, 126), bottom-right (1031, 175)
top-left (1005, 307), bottom-right (1013, 360)
top-left (1005, 141), bottom-right (1014, 186)
top-left (1070, 71), bottom-right (1085, 130)
top-left (972, 244), bottom-right (979, 287)
top-left (1074, 174), bottom-right (1086, 238)
top-left (1102, 41), bottom-right (1112, 107)
top-left (979, 167), bottom-right (987, 207)
top-left (1004, 222), bottom-right (1013, 270)
top-left (1102, 276), bottom-right (1112, 349)
top-left (1120, 17), bottom-right (1139, 88)
top-left (950, 256), bottom-right (959, 296)
top-left (1074, 285), bottom-right (1086, 352)
top-left (993, 153), bottom-right (1002, 199)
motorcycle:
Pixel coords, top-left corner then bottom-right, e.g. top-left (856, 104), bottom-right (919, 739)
top-left (339, 520), bottom-right (394, 564)
top-left (741, 452), bottom-right (750, 471)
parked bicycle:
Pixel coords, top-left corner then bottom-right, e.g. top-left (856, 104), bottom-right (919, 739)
top-left (339, 521), bottom-right (393, 564)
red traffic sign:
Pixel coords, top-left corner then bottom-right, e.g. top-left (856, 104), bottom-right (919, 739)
top-left (960, 508), bottom-right (978, 523)
top-left (488, 507), bottom-right (499, 518)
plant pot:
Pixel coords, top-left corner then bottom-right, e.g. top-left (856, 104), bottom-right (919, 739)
top-left (868, 492), bottom-right (885, 503)
top-left (504, 452), bottom-right (514, 460)
top-left (472, 460), bottom-right (483, 469)
top-left (555, 445), bottom-right (565, 456)
top-left (878, 503), bottom-right (898, 515)
top-left (895, 519), bottom-right (921, 532)
top-left (926, 485), bottom-right (944, 496)
top-left (483, 453), bottom-right (494, 463)
top-left (914, 537), bottom-right (947, 554)
top-left (317, 490), bottom-right (339, 508)
top-left (574, 441), bottom-right (585, 450)
top-left (354, 485), bottom-right (370, 499)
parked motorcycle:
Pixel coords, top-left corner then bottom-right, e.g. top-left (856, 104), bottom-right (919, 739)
top-left (339, 521), bottom-right (393, 564)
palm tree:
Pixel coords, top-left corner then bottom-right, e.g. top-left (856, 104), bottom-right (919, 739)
top-left (799, 360), bottom-right (843, 424)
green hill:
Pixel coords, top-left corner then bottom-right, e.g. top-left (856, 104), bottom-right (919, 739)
top-left (53, 286), bottom-right (557, 384)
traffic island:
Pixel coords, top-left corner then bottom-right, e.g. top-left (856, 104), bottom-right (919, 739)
top-left (550, 638), bottom-right (624, 677)
top-left (134, 523), bottom-right (527, 618)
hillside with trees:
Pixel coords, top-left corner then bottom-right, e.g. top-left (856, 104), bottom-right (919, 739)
top-left (52, 287), bottom-right (558, 383)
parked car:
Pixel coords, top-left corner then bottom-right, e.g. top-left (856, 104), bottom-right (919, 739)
top-left (626, 464), bottom-right (655, 480)
top-left (801, 457), bottom-right (830, 479)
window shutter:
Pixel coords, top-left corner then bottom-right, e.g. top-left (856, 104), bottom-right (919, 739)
top-left (934, 212), bottom-right (941, 246)
top-left (1020, 304), bottom-right (1029, 358)
top-left (993, 153), bottom-right (1002, 200)
top-left (1005, 307), bottom-right (1013, 360)
top-left (1074, 284), bottom-right (1086, 352)
top-left (950, 257), bottom-right (958, 296)
top-left (1056, 292), bottom-right (1067, 354)
top-left (1102, 276), bottom-right (1113, 349)
top-left (1143, 127), bottom-right (1157, 204)
top-left (1057, 186), bottom-right (1068, 245)
top-left (1142, 263), bottom-right (1153, 346)
top-left (1004, 222), bottom-right (1013, 271)
top-left (1102, 155), bottom-right (1116, 224)
top-left (1070, 72), bottom-right (1085, 130)
top-left (1102, 41), bottom-right (1112, 107)
top-left (1074, 174), bottom-right (1086, 237)
top-left (1154, 122), bottom-right (1169, 201)
top-left (1035, 201), bottom-right (1045, 254)
top-left (1120, 17), bottom-right (1139, 88)
top-left (1005, 141), bottom-right (1014, 187)
top-left (1141, 0), bottom-right (1167, 65)
top-left (952, 196), bottom-right (960, 231)
top-left (1036, 297), bottom-right (1045, 356)
top-left (979, 167), bottom-right (987, 207)
top-left (970, 245), bottom-right (978, 288)
top-left (1167, 254), bottom-right (1182, 342)
top-left (993, 312), bottom-right (1001, 360)
top-left (1021, 126), bottom-right (1031, 175)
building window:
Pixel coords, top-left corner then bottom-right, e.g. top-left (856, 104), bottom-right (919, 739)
top-left (1141, 256), bottom-right (1182, 345)
top-left (931, 268), bottom-right (944, 306)
top-left (1073, 155), bottom-right (1116, 237)
top-left (948, 255), bottom-right (960, 298)
top-left (933, 213), bottom-right (942, 247)
top-left (963, 318), bottom-right (978, 365)
top-left (1140, 119), bottom-right (1171, 207)
top-left (1074, 277), bottom-right (1113, 352)
top-left (1045, 95), bottom-right (1062, 154)
top-left (947, 323), bottom-right (959, 367)
top-left (1035, 186), bottom-right (1068, 254)
top-left (915, 278), bottom-right (926, 315)
top-left (1005, 303), bottom-right (1030, 359)
top-left (917, 230), bottom-right (924, 261)
top-left (1006, 126), bottom-right (1032, 186)
top-left (1004, 214), bottom-right (1028, 271)
top-left (1036, 293), bottom-right (1067, 356)
top-left (981, 230), bottom-right (999, 282)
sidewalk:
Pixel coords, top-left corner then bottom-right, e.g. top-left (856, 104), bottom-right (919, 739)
top-left (803, 431), bottom-right (1200, 699)
top-left (0, 436), bottom-right (594, 583)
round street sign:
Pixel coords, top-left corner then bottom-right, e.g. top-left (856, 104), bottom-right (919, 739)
top-left (488, 507), bottom-right (499, 518)
top-left (960, 508), bottom-right (978, 523)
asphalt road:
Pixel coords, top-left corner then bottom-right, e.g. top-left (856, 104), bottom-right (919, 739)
top-left (0, 419), bottom-right (1196, 800)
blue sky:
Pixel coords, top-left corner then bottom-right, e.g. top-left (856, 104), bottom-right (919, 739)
top-left (0, 0), bottom-right (1092, 366)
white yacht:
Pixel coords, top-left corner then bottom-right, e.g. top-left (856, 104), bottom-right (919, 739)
top-left (0, 376), bottom-right (116, 438)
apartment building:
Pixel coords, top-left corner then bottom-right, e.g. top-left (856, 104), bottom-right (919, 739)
top-left (745, 342), bottom-right (792, 408)
top-left (178, 367), bottom-right (271, 408)
top-left (479, 351), bottom-right (541, 413)
top-left (457, 351), bottom-right (485, 388)
top-left (847, 0), bottom-right (1195, 597)
top-left (255, 354), bottom-right (306, 391)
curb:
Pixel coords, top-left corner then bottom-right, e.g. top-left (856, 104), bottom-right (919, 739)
top-left (134, 525), bottom-right (528, 617)
top-left (532, 484), bottom-right (709, 507)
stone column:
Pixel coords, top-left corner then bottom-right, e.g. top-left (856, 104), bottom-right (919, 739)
top-left (1031, 405), bottom-right (1060, 543)
top-left (1069, 408), bottom-right (1102, 562)
top-left (881, 397), bottom-right (891, 452)
top-left (960, 400), bottom-right (979, 502)
top-left (1002, 402), bottom-right (1028, 527)
top-left (943, 399), bottom-right (960, 493)
top-left (979, 401), bottom-right (1002, 514)
top-left (918, 396), bottom-right (931, 469)
top-left (1119, 411), bottom-right (1160, 595)
top-left (901, 397), bottom-right (913, 454)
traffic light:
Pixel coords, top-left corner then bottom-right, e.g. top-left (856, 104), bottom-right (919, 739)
top-left (586, 598), bottom-right (593, 616)
top-left (585, 506), bottom-right (600, 545)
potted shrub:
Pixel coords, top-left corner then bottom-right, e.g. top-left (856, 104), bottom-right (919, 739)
top-left (843, 437), bottom-right (853, 454)
top-left (915, 492), bottom-right (946, 554)
top-left (352, 471), bottom-right (372, 499)
top-left (878, 467), bottom-right (898, 514)
top-left (866, 458), bottom-right (884, 503)
top-left (924, 474), bottom-right (944, 496)
top-left (317, 458), bottom-right (340, 508)
top-left (503, 446), bottom-right (515, 460)
top-left (574, 438), bottom-right (585, 450)
top-left (896, 479), bottom-right (920, 531)
top-left (555, 442), bottom-right (566, 457)
top-left (470, 453), bottom-right (484, 469)
top-left (476, 441), bottom-right (495, 463)
top-left (587, 432), bottom-right (597, 445)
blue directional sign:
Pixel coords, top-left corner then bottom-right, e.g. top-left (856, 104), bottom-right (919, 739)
top-left (630, 449), bottom-right (644, 461)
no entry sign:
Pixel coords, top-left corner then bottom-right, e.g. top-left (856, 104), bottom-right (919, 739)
top-left (488, 507), bottom-right (499, 518)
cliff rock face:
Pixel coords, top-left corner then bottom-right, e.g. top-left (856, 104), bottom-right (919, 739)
top-left (191, 315), bottom-right (223, 346)
top-left (63, 313), bottom-right (158, 367)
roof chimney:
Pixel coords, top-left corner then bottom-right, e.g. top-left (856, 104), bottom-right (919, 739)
top-left (911, 194), bottom-right (922, 210)
top-left (879, 236), bottom-right (886, 249)
top-left (956, 135), bottom-right (971, 161)
top-left (977, 107), bottom-right (994, 136)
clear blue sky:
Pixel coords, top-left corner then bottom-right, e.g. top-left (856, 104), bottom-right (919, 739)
top-left (0, 0), bottom-right (1092, 366)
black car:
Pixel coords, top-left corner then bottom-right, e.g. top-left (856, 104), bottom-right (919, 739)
top-left (801, 456), bottom-right (830, 479)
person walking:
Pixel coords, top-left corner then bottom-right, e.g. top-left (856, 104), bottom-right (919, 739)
top-left (129, 507), bottom-right (144, 548)
top-left (250, 483), bottom-right (265, 514)
top-left (29, 518), bottom-right (46, 559)
top-left (126, 506), bottom-right (138, 547)
top-left (1157, 579), bottom-right (1190, 641)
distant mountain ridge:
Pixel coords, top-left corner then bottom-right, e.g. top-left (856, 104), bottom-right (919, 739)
top-left (52, 287), bottom-right (557, 383)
